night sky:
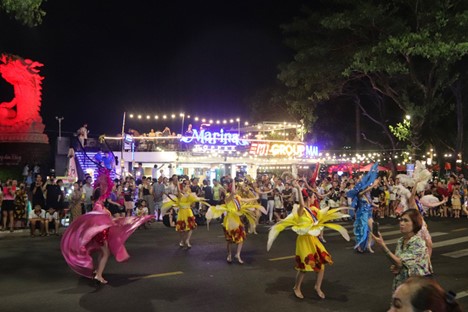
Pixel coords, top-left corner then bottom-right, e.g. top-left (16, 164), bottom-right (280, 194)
top-left (0, 0), bottom-right (307, 137)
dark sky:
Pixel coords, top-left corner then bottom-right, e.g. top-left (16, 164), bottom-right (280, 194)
top-left (0, 0), bottom-right (307, 136)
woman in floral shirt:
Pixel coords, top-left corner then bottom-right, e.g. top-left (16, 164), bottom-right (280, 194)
top-left (372, 209), bottom-right (432, 292)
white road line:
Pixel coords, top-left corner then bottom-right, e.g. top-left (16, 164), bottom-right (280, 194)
top-left (432, 236), bottom-right (468, 248)
top-left (386, 232), bottom-right (448, 245)
top-left (336, 223), bottom-right (393, 230)
top-left (442, 248), bottom-right (468, 258)
top-left (457, 290), bottom-right (468, 299)
top-left (326, 228), bottom-right (402, 237)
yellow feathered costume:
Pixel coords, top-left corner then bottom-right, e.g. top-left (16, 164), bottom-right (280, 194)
top-left (268, 205), bottom-right (350, 272)
top-left (206, 194), bottom-right (266, 244)
top-left (162, 193), bottom-right (209, 232)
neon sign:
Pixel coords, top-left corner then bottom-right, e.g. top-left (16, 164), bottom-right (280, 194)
top-left (249, 142), bottom-right (319, 158)
top-left (192, 145), bottom-right (237, 153)
top-left (180, 129), bottom-right (248, 146)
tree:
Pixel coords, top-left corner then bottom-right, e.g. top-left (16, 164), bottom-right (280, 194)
top-left (0, 0), bottom-right (46, 27)
top-left (278, 0), bottom-right (468, 161)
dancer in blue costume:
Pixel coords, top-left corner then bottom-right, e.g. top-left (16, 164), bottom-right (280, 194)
top-left (347, 162), bottom-right (380, 253)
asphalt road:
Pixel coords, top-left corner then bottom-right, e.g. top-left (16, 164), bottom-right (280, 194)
top-left (1, 217), bottom-right (467, 312)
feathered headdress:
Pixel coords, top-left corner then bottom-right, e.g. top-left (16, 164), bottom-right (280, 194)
top-left (347, 162), bottom-right (379, 209)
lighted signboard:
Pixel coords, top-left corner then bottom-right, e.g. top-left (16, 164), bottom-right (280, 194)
top-left (192, 144), bottom-right (237, 153)
top-left (249, 142), bottom-right (319, 158)
top-left (180, 129), bottom-right (248, 146)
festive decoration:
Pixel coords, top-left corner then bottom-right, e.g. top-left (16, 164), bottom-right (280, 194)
top-left (0, 54), bottom-right (48, 143)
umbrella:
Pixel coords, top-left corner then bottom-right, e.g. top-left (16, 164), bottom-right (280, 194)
top-left (357, 163), bottom-right (389, 172)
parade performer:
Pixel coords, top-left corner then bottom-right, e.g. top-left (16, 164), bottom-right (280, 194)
top-left (161, 177), bottom-right (208, 248)
top-left (61, 169), bottom-right (154, 284)
top-left (206, 181), bottom-right (266, 264)
top-left (347, 162), bottom-right (380, 253)
top-left (267, 181), bottom-right (350, 300)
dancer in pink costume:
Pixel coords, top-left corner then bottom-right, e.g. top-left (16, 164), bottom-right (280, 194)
top-left (61, 169), bottom-right (154, 284)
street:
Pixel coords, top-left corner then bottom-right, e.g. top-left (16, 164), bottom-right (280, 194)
top-left (0, 217), bottom-right (467, 312)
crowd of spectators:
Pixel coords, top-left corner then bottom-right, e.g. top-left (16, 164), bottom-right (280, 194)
top-left (1, 165), bottom-right (467, 237)
top-left (1, 165), bottom-right (66, 236)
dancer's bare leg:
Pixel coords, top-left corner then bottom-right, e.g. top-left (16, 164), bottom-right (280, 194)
top-left (314, 269), bottom-right (326, 299)
top-left (226, 242), bottom-right (232, 263)
top-left (367, 218), bottom-right (374, 253)
top-left (185, 230), bottom-right (193, 247)
top-left (179, 232), bottom-right (185, 247)
top-left (95, 243), bottom-right (110, 284)
top-left (293, 271), bottom-right (305, 299)
top-left (234, 242), bottom-right (244, 264)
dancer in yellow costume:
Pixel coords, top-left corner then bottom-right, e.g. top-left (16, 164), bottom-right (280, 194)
top-left (162, 181), bottom-right (208, 248)
top-left (267, 181), bottom-right (350, 300)
top-left (206, 181), bottom-right (266, 264)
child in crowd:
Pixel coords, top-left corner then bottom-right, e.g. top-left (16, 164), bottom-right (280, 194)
top-left (451, 188), bottom-right (462, 218)
top-left (136, 200), bottom-right (149, 229)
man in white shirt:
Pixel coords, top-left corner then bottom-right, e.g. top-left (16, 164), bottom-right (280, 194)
top-left (45, 207), bottom-right (60, 236)
top-left (29, 205), bottom-right (46, 237)
top-left (82, 176), bottom-right (94, 213)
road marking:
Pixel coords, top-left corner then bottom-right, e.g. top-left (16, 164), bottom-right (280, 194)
top-left (327, 228), bottom-right (401, 238)
top-left (452, 228), bottom-right (468, 232)
top-left (457, 290), bottom-right (468, 299)
top-left (128, 271), bottom-right (183, 280)
top-left (432, 236), bottom-right (468, 248)
top-left (442, 248), bottom-right (468, 258)
top-left (269, 255), bottom-right (295, 261)
top-left (385, 232), bottom-right (447, 245)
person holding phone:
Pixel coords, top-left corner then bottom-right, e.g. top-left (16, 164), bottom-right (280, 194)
top-left (372, 209), bottom-right (432, 292)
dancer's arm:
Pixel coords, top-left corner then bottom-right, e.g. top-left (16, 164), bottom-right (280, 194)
top-left (293, 181), bottom-right (304, 216)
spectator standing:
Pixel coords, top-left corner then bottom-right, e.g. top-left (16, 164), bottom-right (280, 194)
top-left (45, 177), bottom-right (63, 214)
top-left (1, 179), bottom-right (16, 232)
top-left (151, 165), bottom-right (158, 180)
top-left (153, 176), bottom-right (165, 220)
top-left (82, 176), bottom-right (94, 213)
top-left (69, 182), bottom-right (83, 222)
top-left (281, 182), bottom-right (294, 214)
top-left (14, 182), bottom-right (28, 228)
top-left (22, 164), bottom-right (29, 182)
top-left (140, 177), bottom-right (154, 217)
top-left (30, 175), bottom-right (46, 211)
top-left (123, 181), bottom-right (135, 216)
top-left (211, 179), bottom-right (224, 205)
top-left (33, 163), bottom-right (40, 176)
top-left (190, 178), bottom-right (202, 214)
top-left (202, 179), bottom-right (213, 205)
top-left (77, 123), bottom-right (88, 147)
